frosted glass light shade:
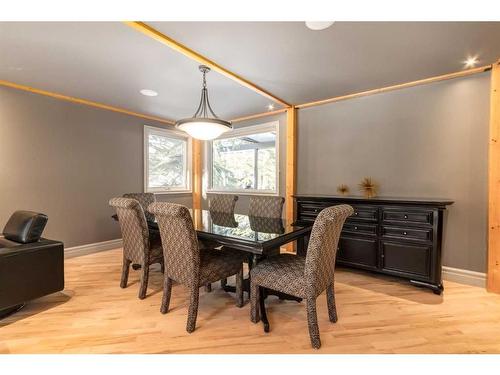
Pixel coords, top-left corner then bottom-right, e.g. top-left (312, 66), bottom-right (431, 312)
top-left (177, 120), bottom-right (232, 140)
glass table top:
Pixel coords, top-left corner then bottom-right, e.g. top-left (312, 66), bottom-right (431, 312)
top-left (150, 209), bottom-right (310, 244)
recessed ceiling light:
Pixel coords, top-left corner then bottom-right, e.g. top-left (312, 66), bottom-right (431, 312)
top-left (464, 56), bottom-right (479, 68)
top-left (305, 21), bottom-right (334, 31)
top-left (140, 89), bottom-right (158, 97)
top-left (267, 104), bottom-right (275, 111)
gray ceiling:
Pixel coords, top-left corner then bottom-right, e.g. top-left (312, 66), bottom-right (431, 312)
top-left (0, 22), bottom-right (277, 121)
top-left (1, 22), bottom-right (500, 121)
top-left (151, 22), bottom-right (500, 104)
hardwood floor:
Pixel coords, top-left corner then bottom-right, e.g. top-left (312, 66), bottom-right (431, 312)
top-left (1, 248), bottom-right (500, 354)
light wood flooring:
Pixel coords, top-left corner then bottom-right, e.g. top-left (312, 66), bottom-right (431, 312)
top-left (1, 248), bottom-right (500, 354)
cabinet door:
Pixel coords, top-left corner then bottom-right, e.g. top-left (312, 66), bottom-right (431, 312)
top-left (337, 236), bottom-right (378, 270)
top-left (381, 240), bottom-right (431, 278)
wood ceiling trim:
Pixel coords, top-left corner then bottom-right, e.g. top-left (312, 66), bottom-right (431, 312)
top-left (296, 65), bottom-right (492, 109)
top-left (123, 21), bottom-right (292, 108)
top-left (0, 79), bottom-right (175, 125)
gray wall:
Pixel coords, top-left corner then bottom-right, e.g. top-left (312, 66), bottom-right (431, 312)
top-left (203, 113), bottom-right (287, 216)
top-left (0, 87), bottom-right (191, 248)
top-left (297, 72), bottom-right (490, 272)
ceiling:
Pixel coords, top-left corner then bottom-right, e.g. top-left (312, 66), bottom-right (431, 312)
top-left (1, 22), bottom-right (500, 121)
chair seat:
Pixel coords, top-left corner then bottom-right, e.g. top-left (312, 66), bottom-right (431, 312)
top-left (199, 248), bottom-right (246, 285)
top-left (251, 253), bottom-right (307, 298)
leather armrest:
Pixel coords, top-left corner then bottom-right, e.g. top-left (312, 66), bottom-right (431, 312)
top-left (2, 211), bottom-right (48, 244)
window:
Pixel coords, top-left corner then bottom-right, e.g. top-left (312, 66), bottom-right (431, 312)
top-left (208, 122), bottom-right (279, 194)
top-left (144, 126), bottom-right (191, 193)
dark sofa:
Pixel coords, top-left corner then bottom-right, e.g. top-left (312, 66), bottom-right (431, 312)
top-left (0, 211), bottom-right (64, 319)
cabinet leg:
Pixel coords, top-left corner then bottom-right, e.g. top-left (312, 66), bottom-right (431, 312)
top-left (409, 279), bottom-right (443, 294)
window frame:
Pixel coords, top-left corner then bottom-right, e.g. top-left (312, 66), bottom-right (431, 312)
top-left (207, 121), bottom-right (280, 196)
top-left (143, 125), bottom-right (192, 194)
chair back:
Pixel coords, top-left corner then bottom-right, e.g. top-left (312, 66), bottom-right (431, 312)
top-left (123, 193), bottom-right (156, 222)
top-left (304, 204), bottom-right (354, 296)
top-left (109, 197), bottom-right (149, 264)
top-left (149, 202), bottom-right (199, 285)
top-left (249, 196), bottom-right (284, 218)
top-left (209, 194), bottom-right (238, 213)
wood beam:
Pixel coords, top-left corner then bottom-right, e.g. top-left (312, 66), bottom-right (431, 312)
top-left (231, 108), bottom-right (287, 123)
top-left (0, 79), bottom-right (175, 125)
top-left (488, 59), bottom-right (500, 293)
top-left (124, 22), bottom-right (291, 108)
top-left (285, 106), bottom-right (297, 240)
top-left (192, 139), bottom-right (203, 210)
top-left (296, 65), bottom-right (492, 110)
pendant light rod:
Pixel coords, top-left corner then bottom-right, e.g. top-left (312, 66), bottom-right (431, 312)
top-left (192, 66), bottom-right (219, 119)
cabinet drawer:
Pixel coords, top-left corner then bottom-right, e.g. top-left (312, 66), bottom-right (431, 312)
top-left (381, 241), bottom-right (431, 277)
top-left (348, 205), bottom-right (379, 222)
top-left (382, 225), bottom-right (432, 242)
top-left (342, 222), bottom-right (377, 236)
top-left (382, 208), bottom-right (433, 226)
top-left (337, 236), bottom-right (378, 269)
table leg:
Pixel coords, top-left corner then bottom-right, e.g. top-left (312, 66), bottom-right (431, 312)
top-left (297, 235), bottom-right (309, 257)
top-left (259, 286), bottom-right (270, 333)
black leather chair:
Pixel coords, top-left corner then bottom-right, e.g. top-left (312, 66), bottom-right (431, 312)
top-left (0, 211), bottom-right (64, 319)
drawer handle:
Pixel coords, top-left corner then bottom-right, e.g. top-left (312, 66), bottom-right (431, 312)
top-left (354, 212), bottom-right (358, 216)
top-left (404, 215), bottom-right (408, 219)
top-left (354, 226), bottom-right (358, 230)
top-left (403, 231), bottom-right (407, 235)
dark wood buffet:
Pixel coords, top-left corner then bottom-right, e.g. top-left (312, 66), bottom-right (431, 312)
top-left (293, 195), bottom-right (454, 294)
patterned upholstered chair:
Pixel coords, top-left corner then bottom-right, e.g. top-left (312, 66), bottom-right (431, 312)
top-left (249, 196), bottom-right (285, 218)
top-left (208, 194), bottom-right (239, 213)
top-left (149, 202), bottom-right (246, 333)
top-left (123, 193), bottom-right (156, 222)
top-left (249, 204), bottom-right (353, 349)
top-left (204, 194), bottom-right (238, 291)
top-left (109, 197), bottom-right (164, 300)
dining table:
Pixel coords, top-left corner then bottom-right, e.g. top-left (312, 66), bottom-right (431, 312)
top-left (112, 208), bottom-right (313, 332)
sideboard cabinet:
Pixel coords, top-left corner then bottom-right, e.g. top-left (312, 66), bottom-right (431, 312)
top-left (293, 195), bottom-right (453, 294)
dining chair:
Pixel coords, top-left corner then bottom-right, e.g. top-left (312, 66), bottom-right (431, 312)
top-left (109, 197), bottom-right (164, 299)
top-left (149, 202), bottom-right (246, 333)
top-left (204, 194), bottom-right (238, 291)
top-left (208, 194), bottom-right (239, 213)
top-left (248, 196), bottom-right (285, 218)
top-left (123, 192), bottom-right (156, 222)
top-left (249, 204), bottom-right (354, 349)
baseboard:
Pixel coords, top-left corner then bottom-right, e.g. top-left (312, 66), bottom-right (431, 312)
top-left (65, 238), bottom-right (122, 259)
top-left (63, 241), bottom-right (487, 288)
top-left (442, 266), bottom-right (486, 288)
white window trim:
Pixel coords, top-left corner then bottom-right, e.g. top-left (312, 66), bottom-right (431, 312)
top-left (207, 121), bottom-right (280, 196)
top-left (144, 125), bottom-right (192, 194)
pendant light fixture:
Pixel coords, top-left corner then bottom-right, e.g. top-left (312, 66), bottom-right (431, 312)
top-left (176, 65), bottom-right (232, 140)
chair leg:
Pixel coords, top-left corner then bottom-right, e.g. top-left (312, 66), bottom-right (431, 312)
top-left (221, 278), bottom-right (227, 288)
top-left (160, 277), bottom-right (173, 314)
top-left (204, 283), bottom-right (212, 292)
top-left (326, 283), bottom-right (338, 323)
top-left (306, 297), bottom-right (321, 349)
top-left (250, 279), bottom-right (260, 323)
top-left (138, 263), bottom-right (150, 300)
top-left (186, 287), bottom-right (200, 333)
top-left (120, 258), bottom-right (131, 288)
top-left (235, 267), bottom-right (244, 308)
